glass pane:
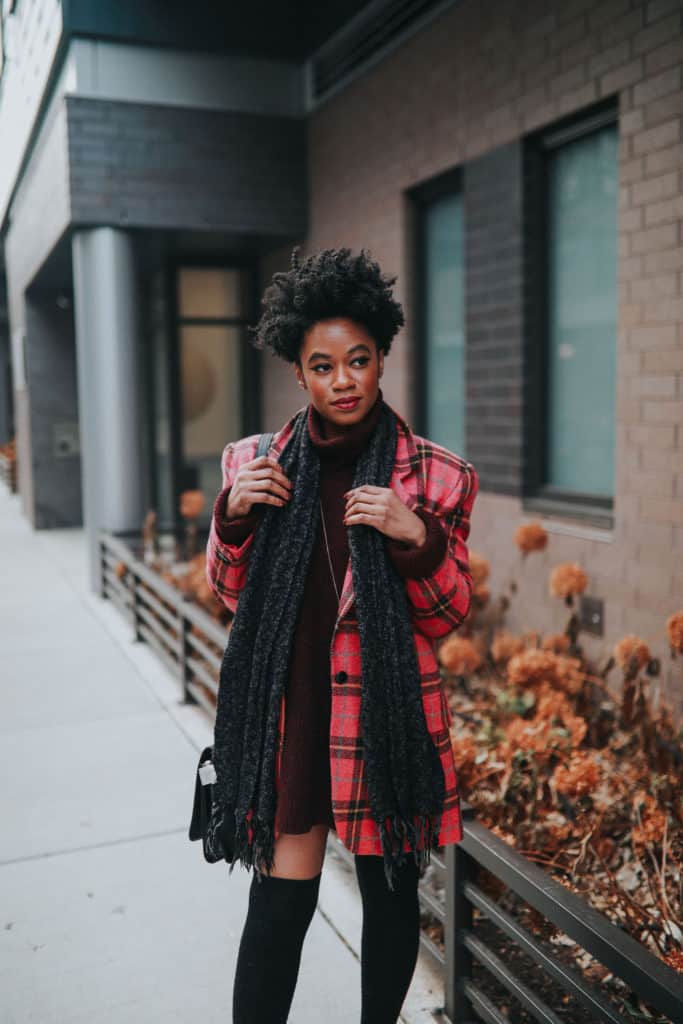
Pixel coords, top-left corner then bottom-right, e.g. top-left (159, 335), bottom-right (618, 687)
top-left (546, 123), bottom-right (618, 497)
top-left (179, 324), bottom-right (242, 524)
top-left (424, 192), bottom-right (466, 456)
top-left (177, 267), bottom-right (243, 319)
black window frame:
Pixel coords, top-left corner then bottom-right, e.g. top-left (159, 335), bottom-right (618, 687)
top-left (522, 98), bottom-right (619, 530)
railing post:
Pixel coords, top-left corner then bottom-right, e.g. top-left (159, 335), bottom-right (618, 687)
top-left (179, 597), bottom-right (193, 704)
top-left (444, 841), bottom-right (474, 1023)
top-left (131, 569), bottom-right (142, 642)
top-left (99, 537), bottom-right (107, 598)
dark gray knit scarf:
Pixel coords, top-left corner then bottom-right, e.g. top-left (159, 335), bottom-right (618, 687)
top-left (208, 399), bottom-right (445, 891)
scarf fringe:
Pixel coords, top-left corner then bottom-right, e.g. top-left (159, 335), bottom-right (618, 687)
top-left (378, 812), bottom-right (442, 892)
top-left (213, 801), bottom-right (441, 893)
top-left (226, 809), bottom-right (277, 883)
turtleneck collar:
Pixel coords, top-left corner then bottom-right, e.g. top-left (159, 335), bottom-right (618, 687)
top-left (307, 388), bottom-right (384, 466)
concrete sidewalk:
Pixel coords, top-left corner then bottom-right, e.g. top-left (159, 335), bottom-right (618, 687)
top-left (0, 485), bottom-right (445, 1023)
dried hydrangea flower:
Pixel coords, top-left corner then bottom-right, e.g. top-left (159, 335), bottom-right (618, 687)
top-left (514, 521), bottom-right (548, 554)
top-left (438, 635), bottom-right (483, 675)
top-left (549, 562), bottom-right (588, 599)
top-left (613, 634), bottom-right (651, 672)
top-left (553, 751), bottom-right (601, 797)
top-left (665, 610), bottom-right (683, 654)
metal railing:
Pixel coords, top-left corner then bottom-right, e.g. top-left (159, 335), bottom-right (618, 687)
top-left (440, 819), bottom-right (683, 1024)
top-left (99, 529), bottom-right (225, 715)
top-left (99, 529), bottom-right (683, 1024)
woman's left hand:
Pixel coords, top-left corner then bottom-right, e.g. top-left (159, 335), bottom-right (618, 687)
top-left (343, 485), bottom-right (426, 547)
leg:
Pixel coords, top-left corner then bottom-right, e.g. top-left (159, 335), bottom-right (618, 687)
top-left (354, 853), bottom-right (421, 1024)
top-left (232, 825), bottom-right (329, 1023)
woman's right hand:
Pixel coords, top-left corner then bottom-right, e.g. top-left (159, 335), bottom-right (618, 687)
top-left (226, 456), bottom-right (293, 518)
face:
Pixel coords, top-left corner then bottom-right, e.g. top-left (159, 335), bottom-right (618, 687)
top-left (294, 318), bottom-right (384, 435)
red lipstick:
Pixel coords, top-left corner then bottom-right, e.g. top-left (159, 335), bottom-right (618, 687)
top-left (331, 397), bottom-right (361, 410)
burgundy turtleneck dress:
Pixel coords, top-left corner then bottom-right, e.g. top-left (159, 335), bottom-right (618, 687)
top-left (211, 391), bottom-right (448, 836)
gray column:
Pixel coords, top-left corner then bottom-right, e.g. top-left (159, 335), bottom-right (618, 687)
top-left (72, 228), bottom-right (145, 593)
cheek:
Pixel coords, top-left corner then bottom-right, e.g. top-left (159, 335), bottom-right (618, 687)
top-left (307, 376), bottom-right (327, 399)
top-left (360, 363), bottom-right (380, 385)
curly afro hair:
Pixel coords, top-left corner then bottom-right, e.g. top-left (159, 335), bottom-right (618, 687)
top-left (249, 246), bottom-right (405, 364)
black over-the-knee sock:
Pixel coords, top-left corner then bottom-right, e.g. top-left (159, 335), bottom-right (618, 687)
top-left (354, 853), bottom-right (421, 1024)
top-left (232, 870), bottom-right (322, 1024)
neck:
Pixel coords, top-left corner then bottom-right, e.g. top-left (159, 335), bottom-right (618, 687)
top-left (320, 419), bottom-right (351, 442)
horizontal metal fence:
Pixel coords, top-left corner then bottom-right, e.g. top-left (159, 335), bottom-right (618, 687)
top-left (100, 529), bottom-right (225, 715)
top-left (100, 529), bottom-right (683, 1024)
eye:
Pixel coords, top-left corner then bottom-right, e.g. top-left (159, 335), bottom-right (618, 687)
top-left (311, 355), bottom-right (370, 374)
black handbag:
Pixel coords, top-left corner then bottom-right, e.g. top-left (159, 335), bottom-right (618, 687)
top-left (188, 745), bottom-right (234, 863)
top-left (189, 431), bottom-right (275, 864)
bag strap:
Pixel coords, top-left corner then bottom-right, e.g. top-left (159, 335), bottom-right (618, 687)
top-left (256, 431), bottom-right (275, 459)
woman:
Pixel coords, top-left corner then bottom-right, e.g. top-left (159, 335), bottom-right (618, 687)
top-left (205, 247), bottom-right (478, 1023)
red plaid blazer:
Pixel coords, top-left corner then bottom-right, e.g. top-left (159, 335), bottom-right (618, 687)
top-left (206, 403), bottom-right (478, 855)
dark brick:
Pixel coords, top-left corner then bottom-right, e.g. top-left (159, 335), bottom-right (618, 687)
top-left (65, 96), bottom-right (307, 237)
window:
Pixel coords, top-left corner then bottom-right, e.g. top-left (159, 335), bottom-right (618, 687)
top-left (529, 109), bottom-right (618, 516)
top-left (174, 266), bottom-right (251, 525)
top-left (412, 170), bottom-right (467, 458)
top-left (146, 261), bottom-right (258, 532)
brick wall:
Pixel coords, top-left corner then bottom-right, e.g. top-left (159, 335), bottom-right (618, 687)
top-left (261, 0), bottom-right (683, 712)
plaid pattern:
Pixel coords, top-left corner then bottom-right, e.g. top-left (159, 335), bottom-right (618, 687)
top-left (206, 404), bottom-right (478, 854)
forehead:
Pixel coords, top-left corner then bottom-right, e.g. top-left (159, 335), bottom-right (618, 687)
top-left (300, 318), bottom-right (375, 353)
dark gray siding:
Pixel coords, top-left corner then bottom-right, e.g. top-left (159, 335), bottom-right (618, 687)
top-left (464, 141), bottom-right (524, 498)
top-left (66, 97), bottom-right (308, 237)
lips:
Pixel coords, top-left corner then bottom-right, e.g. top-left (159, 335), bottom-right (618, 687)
top-left (332, 397), bottom-right (361, 410)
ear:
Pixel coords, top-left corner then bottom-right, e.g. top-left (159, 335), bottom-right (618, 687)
top-left (378, 348), bottom-right (385, 378)
top-left (294, 362), bottom-right (307, 389)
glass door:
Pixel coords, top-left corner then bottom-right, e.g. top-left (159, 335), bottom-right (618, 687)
top-left (176, 266), bottom-right (250, 528)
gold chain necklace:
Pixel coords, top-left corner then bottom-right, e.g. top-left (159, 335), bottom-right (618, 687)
top-left (319, 497), bottom-right (341, 605)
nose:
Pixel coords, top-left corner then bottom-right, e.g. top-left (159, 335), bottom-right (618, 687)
top-left (332, 365), bottom-right (353, 389)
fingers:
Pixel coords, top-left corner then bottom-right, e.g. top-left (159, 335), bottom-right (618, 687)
top-left (250, 456), bottom-right (292, 489)
top-left (343, 500), bottom-right (377, 518)
top-left (343, 511), bottom-right (381, 526)
top-left (345, 484), bottom-right (384, 496)
top-left (344, 487), bottom-right (387, 513)
top-left (248, 476), bottom-right (291, 502)
top-left (245, 489), bottom-right (288, 508)
top-left (242, 456), bottom-right (293, 503)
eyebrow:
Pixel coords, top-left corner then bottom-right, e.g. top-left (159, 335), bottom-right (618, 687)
top-left (306, 343), bottom-right (371, 366)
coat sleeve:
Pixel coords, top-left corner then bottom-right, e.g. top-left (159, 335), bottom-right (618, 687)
top-left (205, 441), bottom-right (261, 615)
top-left (402, 462), bottom-right (479, 639)
top-left (386, 508), bottom-right (448, 580)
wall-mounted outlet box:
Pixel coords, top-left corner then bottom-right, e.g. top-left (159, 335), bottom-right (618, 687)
top-left (53, 422), bottom-right (80, 458)
top-left (579, 595), bottom-right (603, 636)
